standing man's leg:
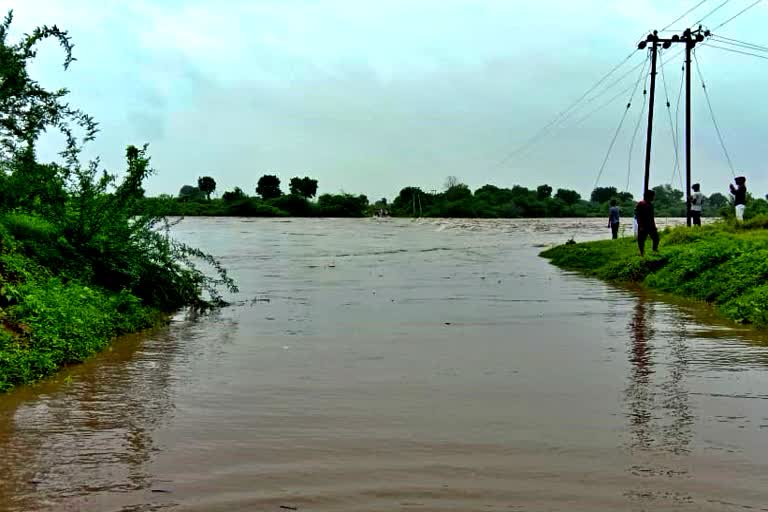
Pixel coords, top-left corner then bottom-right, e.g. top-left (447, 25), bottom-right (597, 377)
top-left (612, 223), bottom-right (619, 239)
top-left (736, 204), bottom-right (745, 222)
top-left (651, 229), bottom-right (660, 252)
top-left (692, 211), bottom-right (701, 226)
top-left (637, 230), bottom-right (647, 256)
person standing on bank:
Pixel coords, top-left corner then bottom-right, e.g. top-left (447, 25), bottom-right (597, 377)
top-left (690, 183), bottom-right (704, 226)
top-left (635, 189), bottom-right (659, 257)
top-left (729, 176), bottom-right (747, 221)
top-left (608, 199), bottom-right (621, 239)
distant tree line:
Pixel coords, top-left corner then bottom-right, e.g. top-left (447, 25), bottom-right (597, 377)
top-left (138, 174), bottom-right (768, 219)
top-left (138, 174), bottom-right (370, 217)
top-left (388, 181), bottom-right (733, 219)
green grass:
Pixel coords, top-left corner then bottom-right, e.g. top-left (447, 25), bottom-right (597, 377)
top-left (0, 227), bottom-right (162, 392)
top-left (541, 217), bottom-right (768, 327)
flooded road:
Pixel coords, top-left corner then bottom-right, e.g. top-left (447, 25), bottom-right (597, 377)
top-left (1, 218), bottom-right (768, 512)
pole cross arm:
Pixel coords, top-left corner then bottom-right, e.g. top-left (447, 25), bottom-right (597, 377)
top-left (637, 25), bottom-right (711, 220)
top-left (637, 27), bottom-right (711, 50)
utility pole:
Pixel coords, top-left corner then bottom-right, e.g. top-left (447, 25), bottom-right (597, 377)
top-left (683, 27), bottom-right (708, 226)
top-left (637, 27), bottom-right (709, 223)
top-left (639, 32), bottom-right (659, 196)
top-left (685, 31), bottom-right (693, 226)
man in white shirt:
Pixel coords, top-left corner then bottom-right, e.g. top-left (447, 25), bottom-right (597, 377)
top-left (690, 183), bottom-right (704, 226)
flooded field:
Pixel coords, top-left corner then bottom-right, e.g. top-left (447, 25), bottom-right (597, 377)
top-left (1, 217), bottom-right (767, 512)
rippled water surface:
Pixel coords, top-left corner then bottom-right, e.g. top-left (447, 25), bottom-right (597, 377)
top-left (2, 218), bottom-right (768, 512)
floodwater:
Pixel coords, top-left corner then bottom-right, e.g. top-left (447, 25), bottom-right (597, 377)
top-left (1, 217), bottom-right (768, 512)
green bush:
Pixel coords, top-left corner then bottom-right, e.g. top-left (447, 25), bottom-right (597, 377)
top-left (0, 271), bottom-right (156, 391)
top-left (0, 14), bottom-right (238, 391)
top-left (542, 223), bottom-right (768, 327)
top-left (317, 193), bottom-right (369, 217)
top-left (225, 198), bottom-right (287, 217)
top-left (268, 194), bottom-right (314, 216)
top-left (0, 213), bottom-right (84, 278)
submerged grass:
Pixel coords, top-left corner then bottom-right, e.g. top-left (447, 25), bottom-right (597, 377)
top-left (541, 216), bottom-right (768, 327)
top-left (0, 229), bottom-right (162, 392)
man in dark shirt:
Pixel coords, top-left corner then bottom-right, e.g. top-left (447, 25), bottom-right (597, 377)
top-left (608, 199), bottom-right (620, 239)
top-left (729, 176), bottom-right (747, 221)
top-left (634, 189), bottom-right (659, 257)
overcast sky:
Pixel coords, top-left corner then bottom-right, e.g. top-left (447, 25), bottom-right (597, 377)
top-left (6, 0), bottom-right (768, 200)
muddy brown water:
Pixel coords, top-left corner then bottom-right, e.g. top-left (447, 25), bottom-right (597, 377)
top-left (1, 217), bottom-right (768, 512)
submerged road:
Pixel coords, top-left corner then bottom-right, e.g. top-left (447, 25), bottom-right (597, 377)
top-left (1, 217), bottom-right (767, 511)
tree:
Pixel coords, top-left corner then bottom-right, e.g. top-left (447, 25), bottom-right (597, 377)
top-left (0, 11), bottom-right (97, 166)
top-left (256, 174), bottom-right (282, 199)
top-left (652, 184), bottom-right (684, 207)
top-left (536, 184), bottom-right (553, 200)
top-left (0, 10), bottom-right (238, 326)
top-left (178, 185), bottom-right (204, 201)
top-left (554, 188), bottom-right (581, 205)
top-left (707, 192), bottom-right (728, 209)
top-left (590, 186), bottom-right (618, 203)
top-left (222, 186), bottom-right (246, 203)
top-left (289, 176), bottom-right (318, 198)
top-left (317, 193), bottom-right (369, 217)
top-left (444, 183), bottom-right (472, 202)
top-left (444, 176), bottom-right (460, 190)
top-left (197, 176), bottom-right (216, 200)
top-left (510, 185), bottom-right (535, 199)
top-left (475, 185), bottom-right (515, 206)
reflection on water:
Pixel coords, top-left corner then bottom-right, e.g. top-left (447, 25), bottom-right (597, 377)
top-left (0, 218), bottom-right (767, 511)
top-left (661, 314), bottom-right (694, 456)
top-left (625, 296), bottom-right (656, 452)
top-left (0, 312), bottom-right (213, 511)
top-left (625, 295), bottom-right (694, 456)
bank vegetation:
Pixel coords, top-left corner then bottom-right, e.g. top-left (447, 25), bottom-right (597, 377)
top-left (0, 12), bottom-right (235, 391)
top-left (541, 218), bottom-right (768, 327)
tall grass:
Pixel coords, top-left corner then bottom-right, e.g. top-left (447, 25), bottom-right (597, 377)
top-left (541, 219), bottom-right (768, 327)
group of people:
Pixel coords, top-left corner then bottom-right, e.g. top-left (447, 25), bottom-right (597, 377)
top-left (607, 176), bottom-right (748, 256)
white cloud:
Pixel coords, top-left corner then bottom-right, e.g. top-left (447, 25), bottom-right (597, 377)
top-left (3, 0), bottom-right (768, 199)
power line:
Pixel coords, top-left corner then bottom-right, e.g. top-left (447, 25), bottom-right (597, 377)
top-left (572, 83), bottom-right (638, 127)
top-left (673, 62), bottom-right (685, 189)
top-left (499, 54), bottom-right (654, 165)
top-left (568, 50), bottom-right (681, 130)
top-left (696, 0), bottom-right (734, 24)
top-left (491, 0), bottom-right (746, 173)
top-left (538, 57), bottom-right (650, 135)
top-left (693, 52), bottom-right (737, 177)
top-left (702, 42), bottom-right (768, 59)
top-left (593, 57), bottom-right (649, 190)
top-left (711, 0), bottom-right (764, 30)
top-left (492, 0), bottom-right (718, 170)
top-left (626, 69), bottom-right (650, 191)
top-left (663, 0), bottom-right (712, 30)
top-left (585, 58), bottom-right (650, 104)
top-left (493, 51), bottom-right (639, 168)
top-left (593, 106), bottom-right (633, 191)
top-left (710, 35), bottom-right (768, 52)
top-left (659, 50), bottom-right (684, 190)
top-left (711, 34), bottom-right (768, 51)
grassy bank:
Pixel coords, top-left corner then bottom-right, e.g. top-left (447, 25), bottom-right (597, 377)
top-left (0, 14), bottom-right (236, 391)
top-left (0, 176), bottom-right (236, 392)
top-left (0, 236), bottom-right (161, 391)
top-left (541, 217), bottom-right (768, 327)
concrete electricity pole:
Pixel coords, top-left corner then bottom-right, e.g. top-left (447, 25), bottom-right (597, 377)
top-left (637, 26), bottom-right (709, 225)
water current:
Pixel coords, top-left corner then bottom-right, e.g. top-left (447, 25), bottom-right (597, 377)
top-left (1, 217), bottom-right (767, 511)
